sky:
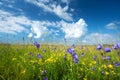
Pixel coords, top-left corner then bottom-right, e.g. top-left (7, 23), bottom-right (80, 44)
top-left (0, 0), bottom-right (120, 45)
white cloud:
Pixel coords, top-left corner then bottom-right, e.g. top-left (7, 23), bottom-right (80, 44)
top-left (106, 22), bottom-right (117, 29)
top-left (25, 0), bottom-right (73, 21)
top-left (82, 33), bottom-right (119, 45)
top-left (0, 9), bottom-right (53, 38)
top-left (28, 33), bottom-right (33, 38)
top-left (31, 21), bottom-right (48, 38)
top-left (0, 10), bottom-right (29, 34)
top-left (60, 18), bottom-right (87, 38)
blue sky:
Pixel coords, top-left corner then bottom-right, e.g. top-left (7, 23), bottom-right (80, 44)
top-left (0, 0), bottom-right (120, 45)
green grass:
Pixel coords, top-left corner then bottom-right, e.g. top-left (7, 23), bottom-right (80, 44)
top-left (0, 44), bottom-right (120, 80)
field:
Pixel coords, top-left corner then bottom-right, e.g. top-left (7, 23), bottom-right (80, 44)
top-left (0, 43), bottom-right (120, 80)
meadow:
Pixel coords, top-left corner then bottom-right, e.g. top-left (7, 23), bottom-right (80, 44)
top-left (0, 42), bottom-right (120, 80)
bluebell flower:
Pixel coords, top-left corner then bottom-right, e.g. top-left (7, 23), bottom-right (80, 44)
top-left (114, 62), bottom-right (120, 66)
top-left (112, 44), bottom-right (118, 50)
top-left (96, 44), bottom-right (102, 50)
top-left (37, 54), bottom-right (42, 58)
top-left (73, 58), bottom-right (79, 64)
top-left (72, 53), bottom-right (78, 60)
top-left (117, 42), bottom-right (120, 48)
top-left (64, 54), bottom-right (67, 60)
top-left (42, 70), bottom-right (46, 75)
top-left (34, 41), bottom-right (40, 49)
top-left (43, 77), bottom-right (48, 80)
top-left (92, 66), bottom-right (96, 71)
top-left (67, 48), bottom-right (74, 54)
top-left (104, 47), bottom-right (111, 52)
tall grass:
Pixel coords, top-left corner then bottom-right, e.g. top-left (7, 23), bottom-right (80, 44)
top-left (0, 43), bottom-right (120, 80)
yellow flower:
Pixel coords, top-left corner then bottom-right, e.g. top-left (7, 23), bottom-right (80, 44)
top-left (12, 57), bottom-right (16, 61)
top-left (111, 71), bottom-right (116, 74)
top-left (92, 61), bottom-right (96, 64)
top-left (108, 64), bottom-right (113, 69)
top-left (105, 71), bottom-right (109, 75)
top-left (21, 69), bottom-right (26, 74)
top-left (80, 68), bottom-right (83, 71)
top-left (82, 62), bottom-right (85, 65)
top-left (102, 64), bottom-right (107, 69)
top-left (45, 57), bottom-right (54, 62)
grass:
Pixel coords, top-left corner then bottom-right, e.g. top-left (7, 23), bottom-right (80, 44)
top-left (0, 43), bottom-right (120, 80)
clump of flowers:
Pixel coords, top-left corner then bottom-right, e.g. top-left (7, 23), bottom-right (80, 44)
top-left (34, 41), bottom-right (40, 49)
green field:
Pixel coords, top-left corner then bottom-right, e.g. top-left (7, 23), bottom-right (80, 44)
top-left (0, 43), bottom-right (120, 80)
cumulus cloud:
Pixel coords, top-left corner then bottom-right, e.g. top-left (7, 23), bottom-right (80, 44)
top-left (82, 33), bottom-right (119, 45)
top-left (25, 0), bottom-right (73, 21)
top-left (0, 10), bottom-right (29, 34)
top-left (60, 18), bottom-right (87, 38)
top-left (106, 22), bottom-right (117, 29)
top-left (31, 21), bottom-right (48, 38)
top-left (0, 9), bottom-right (54, 38)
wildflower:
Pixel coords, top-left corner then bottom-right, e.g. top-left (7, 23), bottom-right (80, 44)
top-left (93, 55), bottom-right (97, 60)
top-left (102, 56), bottom-right (110, 60)
top-left (101, 71), bottom-right (104, 75)
top-left (112, 44), bottom-right (118, 50)
top-left (92, 61), bottom-right (96, 64)
top-left (29, 52), bottom-right (32, 55)
top-left (117, 42), bottom-right (120, 48)
top-left (42, 70), bottom-right (46, 75)
top-left (73, 58), bottom-right (79, 64)
top-left (37, 54), bottom-right (42, 58)
top-left (67, 48), bottom-right (74, 54)
top-left (114, 62), bottom-right (120, 66)
top-left (34, 41), bottom-right (40, 49)
top-left (21, 69), bottom-right (26, 74)
top-left (96, 44), bottom-right (102, 50)
top-left (64, 54), bottom-right (67, 60)
top-left (12, 57), bottom-right (16, 61)
top-left (105, 71), bottom-right (109, 75)
top-left (92, 66), bottom-right (96, 71)
top-left (72, 53), bottom-right (78, 60)
top-left (81, 53), bottom-right (85, 57)
top-left (104, 47), bottom-right (111, 52)
top-left (43, 77), bottom-right (48, 80)
top-left (102, 64), bottom-right (107, 68)
top-left (107, 64), bottom-right (113, 69)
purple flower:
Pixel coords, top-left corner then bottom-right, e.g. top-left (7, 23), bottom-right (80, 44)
top-left (34, 41), bottom-right (40, 49)
top-left (93, 55), bottom-right (97, 60)
top-left (64, 55), bottom-right (67, 60)
top-left (112, 44), bottom-right (118, 50)
top-left (102, 56), bottom-right (110, 60)
top-left (72, 53), bottom-right (78, 60)
top-left (104, 47), bottom-right (111, 52)
top-left (117, 42), bottom-right (120, 48)
top-left (81, 53), bottom-right (85, 57)
top-left (96, 44), bottom-right (102, 50)
top-left (29, 52), bottom-right (32, 55)
top-left (43, 77), bottom-right (48, 80)
top-left (73, 58), bottom-right (79, 64)
top-left (42, 70), bottom-right (47, 75)
top-left (34, 41), bottom-right (37, 46)
top-left (37, 54), bottom-right (42, 58)
top-left (92, 67), bottom-right (96, 71)
top-left (67, 48), bottom-right (74, 54)
top-left (114, 62), bottom-right (120, 66)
